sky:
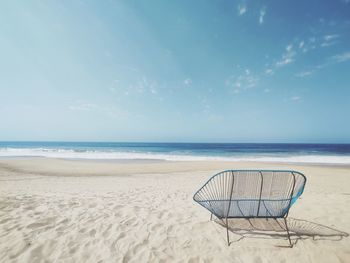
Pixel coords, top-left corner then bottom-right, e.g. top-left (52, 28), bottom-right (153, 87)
top-left (0, 0), bottom-right (350, 143)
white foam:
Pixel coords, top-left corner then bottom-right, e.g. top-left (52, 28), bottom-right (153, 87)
top-left (0, 148), bottom-right (350, 164)
top-left (239, 155), bottom-right (350, 164)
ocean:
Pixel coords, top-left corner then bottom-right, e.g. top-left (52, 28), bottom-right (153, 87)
top-left (0, 141), bottom-right (350, 164)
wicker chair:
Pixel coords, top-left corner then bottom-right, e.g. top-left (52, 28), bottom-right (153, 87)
top-left (193, 170), bottom-right (306, 247)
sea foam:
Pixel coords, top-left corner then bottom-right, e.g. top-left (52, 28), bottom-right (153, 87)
top-left (1, 147), bottom-right (350, 164)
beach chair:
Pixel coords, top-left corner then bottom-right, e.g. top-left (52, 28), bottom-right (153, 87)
top-left (193, 170), bottom-right (306, 247)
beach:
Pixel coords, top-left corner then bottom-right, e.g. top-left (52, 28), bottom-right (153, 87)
top-left (0, 158), bottom-right (349, 262)
top-left (2, 0), bottom-right (350, 261)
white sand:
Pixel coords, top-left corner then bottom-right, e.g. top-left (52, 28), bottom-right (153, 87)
top-left (0, 158), bottom-right (349, 262)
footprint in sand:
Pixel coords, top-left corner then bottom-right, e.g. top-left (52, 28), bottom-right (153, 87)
top-left (27, 222), bottom-right (49, 229)
top-left (89, 229), bottom-right (96, 237)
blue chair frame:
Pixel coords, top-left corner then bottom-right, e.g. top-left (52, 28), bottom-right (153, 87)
top-left (193, 170), bottom-right (307, 247)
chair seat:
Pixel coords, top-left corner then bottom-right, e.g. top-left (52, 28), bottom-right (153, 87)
top-left (198, 199), bottom-right (290, 218)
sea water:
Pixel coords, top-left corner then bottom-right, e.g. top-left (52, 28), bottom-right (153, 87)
top-left (0, 141), bottom-right (350, 164)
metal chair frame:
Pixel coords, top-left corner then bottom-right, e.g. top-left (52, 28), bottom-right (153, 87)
top-left (193, 170), bottom-right (307, 247)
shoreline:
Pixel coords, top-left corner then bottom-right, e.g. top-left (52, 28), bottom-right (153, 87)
top-left (1, 157), bottom-right (350, 177)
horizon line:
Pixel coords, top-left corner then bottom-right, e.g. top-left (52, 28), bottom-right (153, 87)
top-left (0, 140), bottom-right (350, 145)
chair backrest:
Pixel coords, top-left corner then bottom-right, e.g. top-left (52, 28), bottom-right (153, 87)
top-left (193, 170), bottom-right (306, 218)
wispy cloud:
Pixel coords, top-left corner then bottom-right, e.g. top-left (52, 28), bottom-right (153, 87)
top-left (183, 78), bottom-right (192, 86)
top-left (331, 52), bottom-right (350, 63)
top-left (130, 77), bottom-right (158, 95)
top-left (300, 37), bottom-right (317, 53)
top-left (324, 34), bottom-right (339, 41)
top-left (297, 34), bottom-right (339, 51)
top-left (238, 4), bottom-right (247, 16)
top-left (321, 41), bottom-right (337, 47)
top-left (295, 70), bottom-right (313, 78)
top-left (108, 76), bottom-right (162, 99)
top-left (291, 96), bottom-right (301, 102)
top-left (286, 44), bottom-right (293, 52)
top-left (296, 51), bottom-right (350, 77)
top-left (226, 69), bottom-right (259, 94)
top-left (276, 44), bottom-right (296, 67)
top-left (299, 41), bottom-right (304, 49)
top-left (197, 95), bottom-right (211, 113)
top-left (259, 8), bottom-right (266, 24)
top-left (266, 37), bottom-right (320, 76)
top-left (264, 41), bottom-right (303, 76)
top-left (321, 34), bottom-right (339, 48)
top-left (265, 68), bottom-right (274, 75)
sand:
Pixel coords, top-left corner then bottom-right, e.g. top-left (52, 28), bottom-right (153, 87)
top-left (0, 158), bottom-right (349, 262)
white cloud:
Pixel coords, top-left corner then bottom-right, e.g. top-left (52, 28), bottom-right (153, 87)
top-left (197, 96), bottom-right (211, 112)
top-left (122, 76), bottom-right (160, 97)
top-left (291, 96), bottom-right (301, 101)
top-left (301, 38), bottom-right (317, 53)
top-left (136, 77), bottom-right (158, 94)
top-left (324, 34), bottom-right (339, 41)
top-left (299, 41), bottom-right (304, 49)
top-left (286, 44), bottom-right (293, 52)
top-left (331, 52), bottom-right (350, 63)
top-left (296, 70), bottom-right (313, 77)
top-left (316, 63), bottom-right (327, 70)
top-left (150, 86), bottom-right (157, 94)
top-left (321, 41), bottom-right (337, 48)
top-left (320, 34), bottom-right (339, 48)
top-left (307, 52), bottom-right (350, 73)
top-left (299, 37), bottom-right (316, 53)
top-left (276, 58), bottom-right (294, 67)
top-left (259, 8), bottom-right (266, 24)
top-left (263, 88), bottom-right (271, 93)
top-left (265, 68), bottom-right (274, 75)
top-left (276, 44), bottom-right (296, 67)
top-left (238, 4), bottom-right (247, 16)
top-left (184, 78), bottom-right (192, 86)
top-left (226, 69), bottom-right (259, 94)
top-left (134, 82), bottom-right (144, 94)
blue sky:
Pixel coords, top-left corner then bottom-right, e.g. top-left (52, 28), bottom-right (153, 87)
top-left (0, 0), bottom-right (349, 143)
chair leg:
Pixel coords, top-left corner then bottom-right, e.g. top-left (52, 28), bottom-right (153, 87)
top-left (210, 213), bottom-right (213, 221)
top-left (226, 217), bottom-right (230, 246)
top-left (283, 217), bottom-right (293, 248)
